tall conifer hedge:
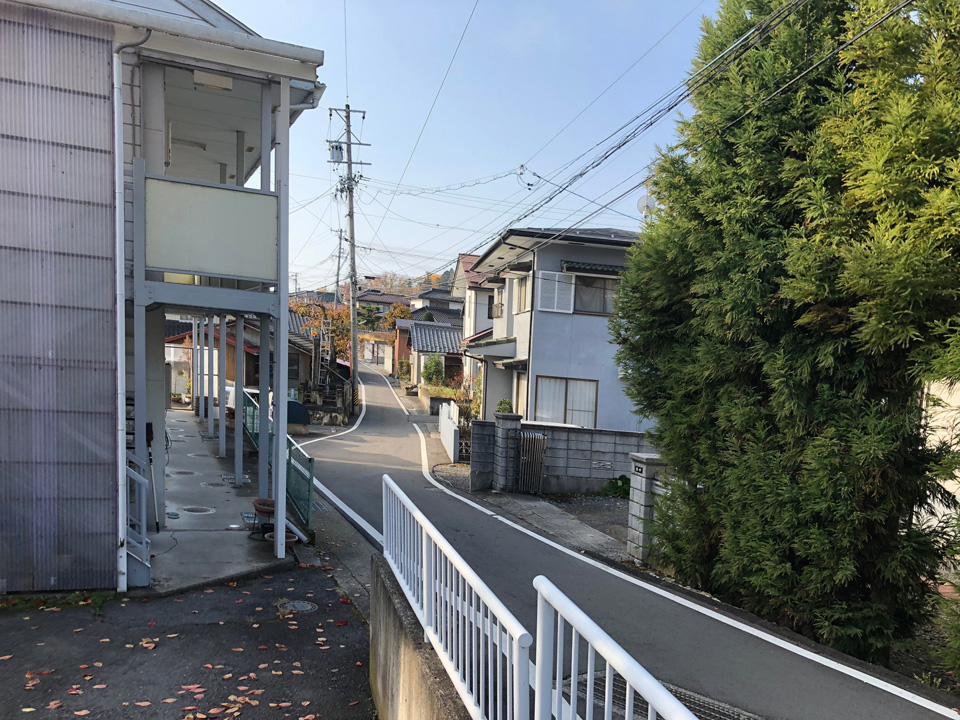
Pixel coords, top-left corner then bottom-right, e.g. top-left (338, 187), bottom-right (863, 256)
top-left (613, 0), bottom-right (960, 662)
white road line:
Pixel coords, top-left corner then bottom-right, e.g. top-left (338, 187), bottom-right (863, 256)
top-left (408, 427), bottom-right (955, 717)
top-left (298, 377), bottom-right (366, 446)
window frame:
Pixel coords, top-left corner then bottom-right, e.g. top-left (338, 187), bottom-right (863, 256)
top-left (533, 375), bottom-right (599, 428)
top-left (572, 274), bottom-right (618, 315)
top-left (514, 275), bottom-right (531, 314)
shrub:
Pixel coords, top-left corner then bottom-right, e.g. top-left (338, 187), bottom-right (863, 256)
top-left (496, 398), bottom-right (513, 414)
top-left (421, 355), bottom-right (444, 386)
top-left (398, 359), bottom-right (410, 379)
top-left (600, 475), bottom-right (631, 499)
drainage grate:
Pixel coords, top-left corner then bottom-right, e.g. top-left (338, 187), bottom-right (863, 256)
top-left (171, 439), bottom-right (186, 443)
top-left (201, 481), bottom-right (226, 487)
top-left (188, 453), bottom-right (213, 458)
top-left (312, 499), bottom-right (329, 513)
top-left (179, 506), bottom-right (215, 515)
top-left (565, 671), bottom-right (766, 720)
top-left (172, 470), bottom-right (197, 476)
top-left (277, 600), bottom-right (317, 614)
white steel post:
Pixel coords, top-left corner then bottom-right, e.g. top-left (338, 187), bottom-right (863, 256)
top-left (258, 314), bottom-right (270, 499)
top-left (235, 315), bottom-right (245, 485)
top-left (207, 313), bottom-right (215, 437)
top-left (198, 317), bottom-right (205, 422)
top-left (272, 77), bottom-right (290, 559)
top-left (191, 319), bottom-right (197, 413)
top-left (260, 83), bottom-right (272, 192)
top-left (534, 588), bottom-right (555, 720)
top-left (218, 314), bottom-right (227, 458)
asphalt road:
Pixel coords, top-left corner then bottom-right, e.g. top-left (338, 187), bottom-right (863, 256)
top-left (304, 365), bottom-right (957, 720)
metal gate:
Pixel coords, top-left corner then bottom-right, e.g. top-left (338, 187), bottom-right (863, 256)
top-left (515, 430), bottom-right (547, 494)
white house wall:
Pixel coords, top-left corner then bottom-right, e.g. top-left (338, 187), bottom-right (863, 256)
top-left (0, 3), bottom-right (118, 591)
top-left (530, 244), bottom-right (650, 432)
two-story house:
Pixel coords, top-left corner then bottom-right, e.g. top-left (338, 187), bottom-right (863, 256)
top-left (451, 253), bottom-right (494, 386)
top-left (0, 0), bottom-right (324, 592)
top-left (466, 228), bottom-right (651, 432)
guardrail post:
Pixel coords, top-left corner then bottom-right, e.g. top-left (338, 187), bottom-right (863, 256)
top-left (423, 528), bottom-right (434, 643)
top-left (533, 581), bottom-right (555, 720)
top-left (515, 636), bottom-right (531, 720)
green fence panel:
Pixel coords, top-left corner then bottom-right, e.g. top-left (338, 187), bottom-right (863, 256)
top-left (241, 391), bottom-right (314, 532)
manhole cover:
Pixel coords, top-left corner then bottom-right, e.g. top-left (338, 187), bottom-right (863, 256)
top-left (180, 506), bottom-right (215, 514)
top-left (171, 439), bottom-right (186, 443)
top-left (172, 470), bottom-right (196, 476)
top-left (202, 481), bottom-right (226, 487)
top-left (189, 453), bottom-right (213, 458)
top-left (277, 600), bottom-right (317, 614)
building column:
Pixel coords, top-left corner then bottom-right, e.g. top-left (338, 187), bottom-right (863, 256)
top-left (234, 315), bottom-right (245, 485)
top-left (191, 319), bottom-right (198, 413)
top-left (197, 317), bottom-right (205, 421)
top-left (271, 77), bottom-right (290, 560)
top-left (218, 314), bottom-right (227, 458)
top-left (258, 314), bottom-right (270, 499)
top-left (207, 313), bottom-right (215, 437)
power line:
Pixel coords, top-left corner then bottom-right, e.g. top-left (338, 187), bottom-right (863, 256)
top-left (524, 0), bottom-right (709, 166)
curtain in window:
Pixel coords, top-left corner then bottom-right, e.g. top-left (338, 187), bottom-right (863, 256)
top-left (575, 276), bottom-right (605, 313)
top-left (535, 377), bottom-right (565, 423)
top-left (566, 379), bottom-right (597, 428)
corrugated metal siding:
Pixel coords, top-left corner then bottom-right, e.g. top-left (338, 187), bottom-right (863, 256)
top-left (0, 2), bottom-right (117, 591)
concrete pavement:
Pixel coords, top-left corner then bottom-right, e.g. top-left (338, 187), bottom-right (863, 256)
top-left (304, 363), bottom-right (960, 720)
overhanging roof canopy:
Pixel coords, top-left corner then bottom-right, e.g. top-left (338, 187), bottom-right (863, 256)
top-left (472, 228), bottom-right (638, 274)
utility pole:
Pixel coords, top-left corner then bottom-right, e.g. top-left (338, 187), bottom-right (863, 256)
top-left (334, 229), bottom-right (344, 310)
top-left (328, 105), bottom-right (369, 409)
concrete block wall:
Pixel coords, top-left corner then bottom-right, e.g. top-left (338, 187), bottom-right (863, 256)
top-left (469, 417), bottom-right (650, 495)
top-left (493, 413), bottom-right (521, 492)
top-left (627, 453), bottom-right (669, 565)
top-left (469, 421), bottom-right (495, 491)
top-left (532, 425), bottom-right (651, 494)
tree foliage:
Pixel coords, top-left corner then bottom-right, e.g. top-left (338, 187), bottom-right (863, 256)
top-left (613, 0), bottom-right (960, 663)
top-left (384, 303), bottom-right (413, 331)
top-left (422, 355), bottom-right (445, 386)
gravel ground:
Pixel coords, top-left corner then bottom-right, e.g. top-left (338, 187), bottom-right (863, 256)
top-left (542, 494), bottom-right (630, 544)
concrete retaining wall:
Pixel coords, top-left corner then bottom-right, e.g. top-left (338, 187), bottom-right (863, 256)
top-left (439, 401), bottom-right (460, 463)
top-left (369, 553), bottom-right (471, 720)
top-left (469, 420), bottom-right (495, 491)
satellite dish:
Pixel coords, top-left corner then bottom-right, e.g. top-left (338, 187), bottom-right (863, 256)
top-left (637, 192), bottom-right (657, 222)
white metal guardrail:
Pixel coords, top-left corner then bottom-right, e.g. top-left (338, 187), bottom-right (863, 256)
top-left (382, 474), bottom-right (533, 720)
top-left (533, 575), bottom-right (698, 720)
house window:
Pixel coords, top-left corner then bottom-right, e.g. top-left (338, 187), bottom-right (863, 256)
top-left (534, 376), bottom-right (598, 428)
top-left (486, 294), bottom-right (494, 319)
top-left (515, 276), bottom-right (530, 313)
top-left (574, 276), bottom-right (618, 314)
top-left (288, 353), bottom-right (299, 382)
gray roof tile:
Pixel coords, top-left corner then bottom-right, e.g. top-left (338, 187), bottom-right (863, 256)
top-left (410, 322), bottom-right (462, 354)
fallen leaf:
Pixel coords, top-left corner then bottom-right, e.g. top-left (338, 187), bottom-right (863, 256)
top-left (349, 701), bottom-right (359, 706)
top-left (203, 589), bottom-right (214, 594)
top-left (336, 621), bottom-right (348, 626)
top-left (166, 634), bottom-right (179, 638)
top-left (161, 698), bottom-right (176, 703)
top-left (21, 709), bottom-right (36, 713)
top-left (93, 684), bottom-right (106, 689)
top-left (99, 639), bottom-right (109, 643)
top-left (147, 621), bottom-right (157, 627)
top-left (45, 701), bottom-right (62, 710)
top-left (231, 648), bottom-right (243, 652)
top-left (0, 655), bottom-right (11, 661)
top-left (134, 701), bottom-right (151, 706)
top-left (93, 663), bottom-right (102, 668)
top-left (74, 712), bottom-right (90, 716)
top-left (339, 598), bottom-right (351, 605)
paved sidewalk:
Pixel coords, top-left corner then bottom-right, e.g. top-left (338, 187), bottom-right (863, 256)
top-left (0, 565), bottom-right (375, 719)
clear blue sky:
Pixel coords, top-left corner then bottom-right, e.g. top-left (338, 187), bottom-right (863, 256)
top-left (214, 0), bottom-right (721, 290)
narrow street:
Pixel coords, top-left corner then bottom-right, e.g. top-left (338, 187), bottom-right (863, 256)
top-left (303, 364), bottom-right (956, 720)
